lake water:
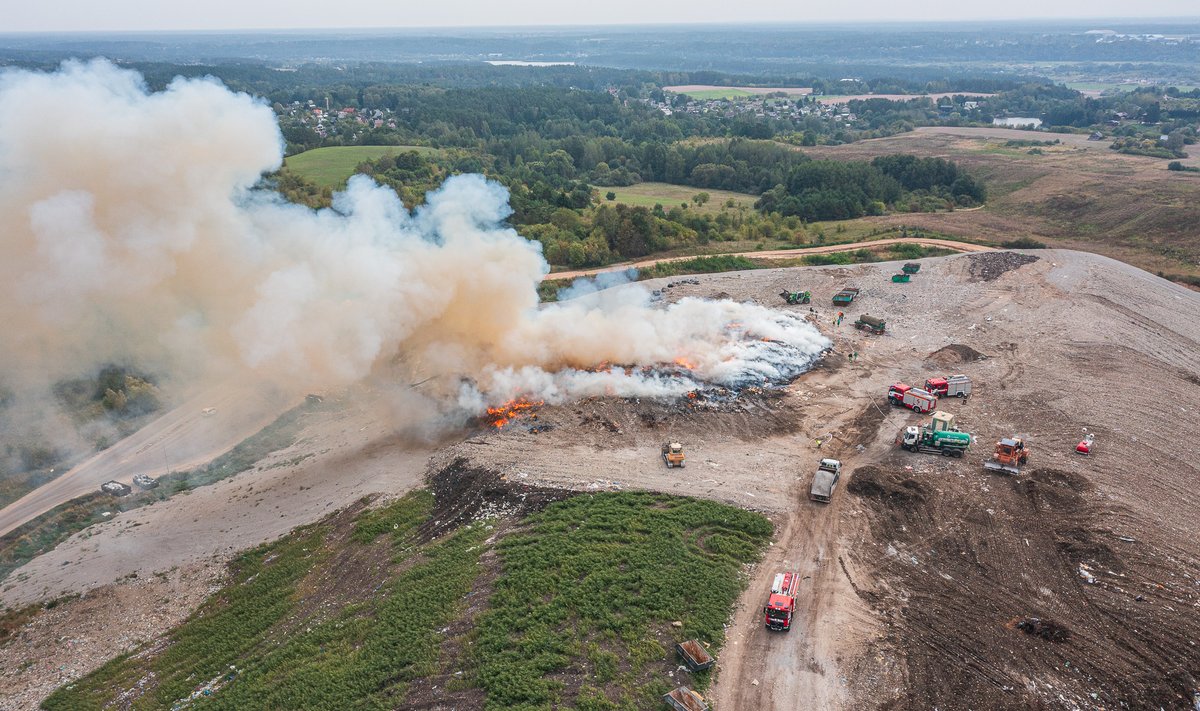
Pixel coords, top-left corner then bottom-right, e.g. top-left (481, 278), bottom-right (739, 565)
top-left (993, 117), bottom-right (1043, 128)
top-left (485, 60), bottom-right (575, 67)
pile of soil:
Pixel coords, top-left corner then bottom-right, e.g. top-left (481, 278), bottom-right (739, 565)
top-left (927, 343), bottom-right (987, 365)
top-left (850, 461), bottom-right (1200, 710)
top-left (968, 251), bottom-right (1040, 282)
top-left (424, 458), bottom-right (574, 540)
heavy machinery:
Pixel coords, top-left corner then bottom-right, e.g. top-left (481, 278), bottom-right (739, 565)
top-left (891, 274), bottom-right (911, 283)
top-left (902, 262), bottom-right (922, 274)
top-left (855, 314), bottom-right (886, 334)
top-left (810, 459), bottom-right (842, 503)
top-left (925, 374), bottom-right (972, 398)
top-left (887, 383), bottom-right (936, 413)
top-left (984, 436), bottom-right (1030, 474)
top-left (779, 290), bottom-right (812, 305)
top-left (764, 571), bottom-right (799, 631)
top-left (900, 413), bottom-right (972, 457)
top-left (662, 442), bottom-right (685, 468)
top-left (832, 287), bottom-right (861, 305)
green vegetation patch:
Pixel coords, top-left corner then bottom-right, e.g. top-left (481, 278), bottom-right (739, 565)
top-left (42, 490), bottom-right (488, 710)
top-left (472, 491), bottom-right (772, 710)
top-left (598, 182), bottom-right (757, 215)
top-left (283, 145), bottom-right (437, 189)
top-left (639, 254), bottom-right (760, 279)
top-left (44, 524), bottom-right (331, 710)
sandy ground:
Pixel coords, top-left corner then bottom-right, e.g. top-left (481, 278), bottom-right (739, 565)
top-left (2, 249), bottom-right (1199, 709)
top-left (0, 383), bottom-right (293, 538)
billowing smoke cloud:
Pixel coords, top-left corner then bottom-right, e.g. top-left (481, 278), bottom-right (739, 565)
top-left (0, 60), bottom-right (830, 424)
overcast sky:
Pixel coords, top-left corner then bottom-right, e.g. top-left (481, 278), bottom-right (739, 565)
top-left (6, 0), bottom-right (1199, 32)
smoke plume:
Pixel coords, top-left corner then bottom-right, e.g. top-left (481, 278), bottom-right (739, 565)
top-left (0, 60), bottom-right (830, 424)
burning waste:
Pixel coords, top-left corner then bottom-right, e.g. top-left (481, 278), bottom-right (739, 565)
top-left (0, 60), bottom-right (831, 428)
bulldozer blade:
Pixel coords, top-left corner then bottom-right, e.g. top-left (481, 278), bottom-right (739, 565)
top-left (983, 461), bottom-right (1022, 475)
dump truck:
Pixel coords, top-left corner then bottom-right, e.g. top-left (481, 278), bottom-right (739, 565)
top-left (663, 687), bottom-right (709, 711)
top-left (101, 481), bottom-right (132, 496)
top-left (764, 571), bottom-right (799, 631)
top-left (925, 374), bottom-right (972, 398)
top-left (891, 274), bottom-right (911, 283)
top-left (899, 424), bottom-right (972, 457)
top-left (675, 640), bottom-right (715, 672)
top-left (855, 314), bottom-right (886, 334)
top-left (810, 459), bottom-right (842, 503)
top-left (832, 287), bottom-right (861, 305)
top-left (887, 383), bottom-right (936, 414)
top-left (984, 436), bottom-right (1030, 474)
top-left (662, 442), bottom-right (685, 468)
top-left (133, 474), bottom-right (158, 489)
top-left (779, 290), bottom-right (812, 305)
top-left (902, 262), bottom-right (921, 274)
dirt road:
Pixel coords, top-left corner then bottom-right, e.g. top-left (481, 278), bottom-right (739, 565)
top-left (0, 383), bottom-right (292, 538)
top-left (545, 237), bottom-right (992, 281)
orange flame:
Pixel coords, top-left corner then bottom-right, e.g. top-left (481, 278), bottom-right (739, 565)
top-left (674, 357), bottom-right (697, 370)
top-left (485, 397), bottom-right (544, 429)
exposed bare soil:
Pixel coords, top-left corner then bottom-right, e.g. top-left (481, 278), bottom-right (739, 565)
top-left (2, 249), bottom-right (1199, 710)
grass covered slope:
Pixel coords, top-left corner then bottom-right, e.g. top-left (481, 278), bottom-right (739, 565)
top-left (41, 488), bottom-right (771, 710)
top-left (473, 492), bottom-right (772, 710)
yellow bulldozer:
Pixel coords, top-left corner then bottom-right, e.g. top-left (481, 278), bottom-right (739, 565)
top-left (984, 436), bottom-right (1030, 475)
top-left (662, 442), bottom-right (685, 468)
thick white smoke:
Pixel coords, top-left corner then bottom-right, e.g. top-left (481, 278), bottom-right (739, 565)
top-left (0, 60), bottom-right (830, 422)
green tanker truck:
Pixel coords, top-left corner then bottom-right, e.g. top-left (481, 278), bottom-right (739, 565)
top-left (899, 424), bottom-right (972, 457)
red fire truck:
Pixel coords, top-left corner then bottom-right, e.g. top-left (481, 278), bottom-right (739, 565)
top-left (887, 383), bottom-right (937, 414)
top-left (764, 571), bottom-right (799, 631)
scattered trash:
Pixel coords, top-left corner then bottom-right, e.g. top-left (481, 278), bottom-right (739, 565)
top-left (1013, 617), bottom-right (1071, 643)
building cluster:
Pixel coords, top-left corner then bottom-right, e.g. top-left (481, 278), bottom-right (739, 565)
top-left (278, 100), bottom-right (398, 139)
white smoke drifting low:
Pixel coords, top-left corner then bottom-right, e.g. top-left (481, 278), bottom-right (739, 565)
top-left (0, 60), bottom-right (830, 424)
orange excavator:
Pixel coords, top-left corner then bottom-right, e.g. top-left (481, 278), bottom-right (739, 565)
top-left (984, 436), bottom-right (1030, 475)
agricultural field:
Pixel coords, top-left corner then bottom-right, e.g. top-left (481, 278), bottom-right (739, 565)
top-left (663, 85), bottom-right (814, 99)
top-left (39, 473), bottom-right (770, 711)
top-left (597, 182), bottom-right (758, 214)
top-left (282, 145), bottom-right (438, 189)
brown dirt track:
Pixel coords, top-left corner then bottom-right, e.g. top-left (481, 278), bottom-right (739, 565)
top-left (3, 249), bottom-right (1200, 710)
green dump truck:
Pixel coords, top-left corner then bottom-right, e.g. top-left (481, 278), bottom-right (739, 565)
top-left (899, 425), bottom-right (972, 458)
top-left (891, 274), bottom-right (911, 283)
top-left (902, 263), bottom-right (921, 274)
top-left (854, 314), bottom-right (886, 334)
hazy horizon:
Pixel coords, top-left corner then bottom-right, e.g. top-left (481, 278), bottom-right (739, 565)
top-left (6, 1), bottom-right (1200, 33)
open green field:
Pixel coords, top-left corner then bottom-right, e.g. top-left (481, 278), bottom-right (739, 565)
top-left (679, 88), bottom-right (755, 100)
top-left (283, 145), bottom-right (437, 189)
top-left (41, 483), bottom-right (770, 710)
top-left (598, 182), bottom-right (758, 214)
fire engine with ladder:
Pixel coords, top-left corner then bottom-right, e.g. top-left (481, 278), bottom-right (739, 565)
top-left (764, 571), bottom-right (799, 631)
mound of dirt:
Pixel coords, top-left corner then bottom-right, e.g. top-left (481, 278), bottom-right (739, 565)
top-left (846, 465), bottom-right (928, 507)
top-left (927, 343), bottom-right (987, 365)
top-left (424, 458), bottom-right (574, 540)
top-left (967, 251), bottom-right (1040, 282)
top-left (850, 458), bottom-right (1200, 710)
top-left (1012, 617), bottom-right (1071, 643)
